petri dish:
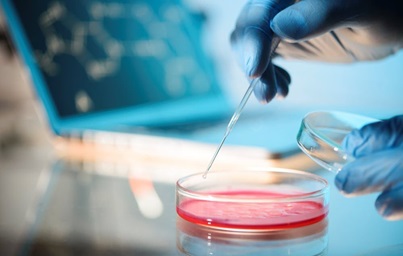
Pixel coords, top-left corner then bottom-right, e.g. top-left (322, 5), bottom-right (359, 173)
top-left (297, 111), bottom-right (378, 173)
top-left (176, 169), bottom-right (329, 232)
top-left (177, 216), bottom-right (329, 256)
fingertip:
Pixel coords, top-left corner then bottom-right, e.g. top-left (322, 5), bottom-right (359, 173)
top-left (335, 170), bottom-right (348, 193)
top-left (376, 196), bottom-right (392, 219)
top-left (334, 165), bottom-right (362, 196)
top-left (334, 175), bottom-right (344, 191)
top-left (274, 65), bottom-right (291, 97)
top-left (274, 65), bottom-right (291, 84)
top-left (271, 0), bottom-right (334, 42)
top-left (375, 199), bottom-right (403, 220)
top-left (376, 187), bottom-right (403, 220)
top-left (255, 62), bottom-right (279, 103)
top-left (271, 8), bottom-right (309, 41)
top-left (253, 78), bottom-right (276, 104)
top-left (342, 129), bottom-right (364, 157)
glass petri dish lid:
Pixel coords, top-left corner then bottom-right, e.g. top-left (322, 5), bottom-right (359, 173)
top-left (297, 111), bottom-right (378, 173)
top-left (176, 169), bottom-right (329, 232)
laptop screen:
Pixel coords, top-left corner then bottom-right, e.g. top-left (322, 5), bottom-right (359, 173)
top-left (1, 0), bottom-right (229, 132)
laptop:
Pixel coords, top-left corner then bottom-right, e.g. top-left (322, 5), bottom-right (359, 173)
top-left (1, 0), bottom-right (300, 160)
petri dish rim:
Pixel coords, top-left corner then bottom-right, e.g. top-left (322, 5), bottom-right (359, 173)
top-left (300, 110), bottom-right (378, 151)
top-left (297, 111), bottom-right (379, 172)
top-left (176, 168), bottom-right (329, 204)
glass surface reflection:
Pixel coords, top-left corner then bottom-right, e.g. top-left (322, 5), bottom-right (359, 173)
top-left (16, 160), bottom-right (178, 255)
top-left (177, 217), bottom-right (328, 256)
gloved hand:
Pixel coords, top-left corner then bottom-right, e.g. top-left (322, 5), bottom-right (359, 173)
top-left (231, 0), bottom-right (403, 103)
top-left (335, 115), bottom-right (403, 220)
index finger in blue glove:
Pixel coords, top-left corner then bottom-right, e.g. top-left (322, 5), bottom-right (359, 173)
top-left (376, 183), bottom-right (403, 220)
top-left (335, 148), bottom-right (403, 195)
top-left (342, 115), bottom-right (403, 157)
top-left (253, 62), bottom-right (291, 102)
top-left (251, 60), bottom-right (278, 103)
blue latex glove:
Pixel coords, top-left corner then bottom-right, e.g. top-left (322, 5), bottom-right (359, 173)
top-left (231, 0), bottom-right (403, 103)
top-left (230, 0), bottom-right (295, 103)
top-left (335, 115), bottom-right (403, 220)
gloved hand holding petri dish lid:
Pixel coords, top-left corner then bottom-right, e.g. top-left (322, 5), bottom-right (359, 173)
top-left (297, 111), bottom-right (379, 173)
top-left (298, 112), bottom-right (403, 220)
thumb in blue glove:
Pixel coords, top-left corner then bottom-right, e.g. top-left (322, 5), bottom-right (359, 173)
top-left (335, 115), bottom-right (403, 220)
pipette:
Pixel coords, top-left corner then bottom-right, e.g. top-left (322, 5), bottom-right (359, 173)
top-left (202, 37), bottom-right (280, 179)
top-left (202, 78), bottom-right (259, 178)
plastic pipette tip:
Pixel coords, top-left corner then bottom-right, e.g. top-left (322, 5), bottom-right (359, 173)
top-left (202, 79), bottom-right (258, 178)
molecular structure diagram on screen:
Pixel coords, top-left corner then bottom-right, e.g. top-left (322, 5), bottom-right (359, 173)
top-left (36, 1), bottom-right (210, 97)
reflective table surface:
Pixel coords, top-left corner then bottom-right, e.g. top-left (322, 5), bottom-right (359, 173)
top-left (1, 143), bottom-right (403, 256)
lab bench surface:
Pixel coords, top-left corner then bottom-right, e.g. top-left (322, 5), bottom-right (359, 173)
top-left (0, 145), bottom-right (402, 256)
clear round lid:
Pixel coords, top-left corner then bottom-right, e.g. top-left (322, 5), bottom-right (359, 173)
top-left (297, 111), bottom-right (378, 173)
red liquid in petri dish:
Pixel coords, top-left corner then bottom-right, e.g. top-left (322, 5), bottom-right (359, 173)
top-left (177, 190), bottom-right (328, 230)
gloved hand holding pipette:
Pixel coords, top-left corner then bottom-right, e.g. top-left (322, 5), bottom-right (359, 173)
top-left (230, 0), bottom-right (295, 103)
top-left (232, 0), bottom-right (403, 220)
top-left (231, 0), bottom-right (403, 103)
